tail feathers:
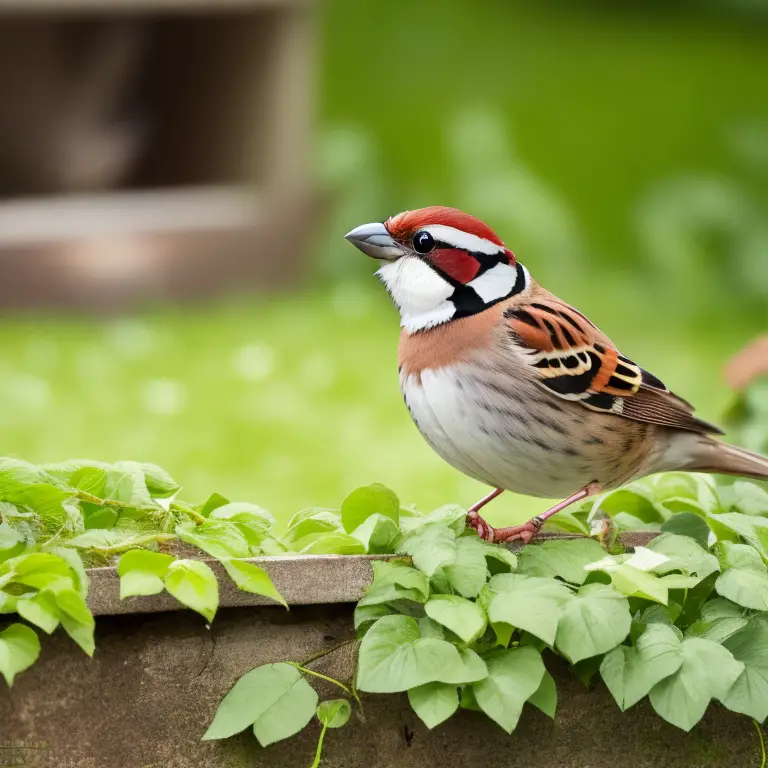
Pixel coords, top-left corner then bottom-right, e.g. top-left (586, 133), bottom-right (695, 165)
top-left (688, 439), bottom-right (768, 481)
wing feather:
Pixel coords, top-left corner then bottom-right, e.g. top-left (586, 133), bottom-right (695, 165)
top-left (504, 291), bottom-right (722, 435)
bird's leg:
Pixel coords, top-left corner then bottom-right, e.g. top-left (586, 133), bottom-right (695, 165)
top-left (473, 481), bottom-right (603, 545)
top-left (466, 488), bottom-right (505, 542)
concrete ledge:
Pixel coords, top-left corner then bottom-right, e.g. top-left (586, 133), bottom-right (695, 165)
top-left (85, 532), bottom-right (659, 617)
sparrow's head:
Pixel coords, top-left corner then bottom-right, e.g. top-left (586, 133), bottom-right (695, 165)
top-left (345, 206), bottom-right (530, 333)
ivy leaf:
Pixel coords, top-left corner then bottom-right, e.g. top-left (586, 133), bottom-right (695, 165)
top-left (517, 538), bottom-right (607, 586)
top-left (398, 525), bottom-right (457, 577)
top-left (685, 616), bottom-right (749, 644)
top-left (356, 615), bottom-right (469, 693)
top-left (527, 669), bottom-right (557, 718)
top-left (280, 509), bottom-right (343, 551)
top-left (139, 463), bottom-right (181, 498)
top-left (165, 559), bottom-right (219, 622)
top-left (438, 647), bottom-right (488, 685)
top-left (660, 513), bottom-right (711, 548)
top-left (51, 588), bottom-right (95, 655)
top-left (361, 561), bottom-right (430, 604)
top-left (69, 467), bottom-right (108, 496)
top-left (701, 598), bottom-right (744, 621)
top-left (299, 533), bottom-right (367, 555)
top-left (440, 536), bottom-right (490, 598)
top-left (408, 682), bottom-right (459, 728)
top-left (398, 504), bottom-right (466, 538)
top-left (646, 533), bottom-right (719, 581)
top-left (555, 583), bottom-right (631, 663)
top-left (176, 520), bottom-right (250, 560)
top-left (715, 542), bottom-right (768, 610)
top-left (104, 462), bottom-right (155, 508)
top-left (209, 503), bottom-right (275, 548)
top-left (354, 604), bottom-right (392, 635)
top-left (118, 550), bottom-right (175, 598)
top-left (607, 565), bottom-right (669, 604)
top-left (592, 488), bottom-right (665, 524)
top-left (0, 623), bottom-right (40, 686)
top-left (316, 699), bottom-right (351, 728)
top-left (197, 493), bottom-right (230, 518)
top-left (600, 623), bottom-right (684, 710)
top-left (425, 595), bottom-right (487, 644)
top-left (721, 617), bottom-right (768, 721)
top-left (485, 574), bottom-right (573, 646)
top-left (471, 646), bottom-right (546, 733)
top-left (16, 592), bottom-right (60, 634)
top-left (222, 559), bottom-right (287, 608)
top-left (350, 513), bottom-right (400, 553)
top-left (0, 553), bottom-right (73, 592)
top-left (341, 484), bottom-right (399, 533)
top-left (648, 637), bottom-right (744, 731)
top-left (708, 513), bottom-right (768, 558)
top-left (203, 663), bottom-right (317, 744)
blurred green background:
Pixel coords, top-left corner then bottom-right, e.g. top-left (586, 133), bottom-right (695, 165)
top-left (1, 0), bottom-right (767, 528)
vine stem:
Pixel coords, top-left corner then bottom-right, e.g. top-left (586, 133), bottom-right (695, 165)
top-left (754, 719), bottom-right (766, 768)
top-left (169, 501), bottom-right (207, 525)
top-left (289, 664), bottom-right (352, 696)
top-left (291, 639), bottom-right (364, 712)
top-left (309, 724), bottom-right (328, 768)
top-left (98, 533), bottom-right (176, 554)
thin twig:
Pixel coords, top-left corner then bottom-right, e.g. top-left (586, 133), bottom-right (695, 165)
top-left (298, 639), bottom-right (356, 668)
top-left (754, 720), bottom-right (766, 768)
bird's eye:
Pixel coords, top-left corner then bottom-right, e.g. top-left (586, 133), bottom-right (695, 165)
top-left (412, 231), bottom-right (435, 254)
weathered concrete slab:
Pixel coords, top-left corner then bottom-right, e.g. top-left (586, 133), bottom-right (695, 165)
top-left (0, 601), bottom-right (757, 768)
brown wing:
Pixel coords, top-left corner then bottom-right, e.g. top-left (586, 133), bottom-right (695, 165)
top-left (503, 293), bottom-right (723, 435)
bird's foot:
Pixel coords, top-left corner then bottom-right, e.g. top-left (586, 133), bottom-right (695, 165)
top-left (466, 511), bottom-right (543, 545)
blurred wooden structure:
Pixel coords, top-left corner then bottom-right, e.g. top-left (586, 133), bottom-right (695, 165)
top-left (0, 0), bottom-right (315, 309)
top-left (724, 335), bottom-right (768, 391)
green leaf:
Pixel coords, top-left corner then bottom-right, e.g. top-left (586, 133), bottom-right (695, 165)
top-left (608, 565), bottom-right (669, 604)
top-left (646, 533), bottom-right (719, 580)
top-left (485, 574), bottom-right (573, 646)
top-left (54, 589), bottom-right (95, 655)
top-left (472, 646), bottom-right (546, 733)
top-left (648, 637), bottom-right (744, 731)
top-left (438, 647), bottom-right (488, 685)
top-left (0, 623), bottom-right (40, 686)
top-left (140, 463), bottom-right (181, 498)
top-left (176, 520), bottom-right (250, 559)
top-left (341, 484), bottom-right (399, 533)
top-left (316, 699), bottom-right (351, 728)
top-left (16, 592), bottom-right (59, 634)
top-left (280, 509), bottom-right (343, 551)
top-left (104, 462), bottom-right (156, 508)
top-left (721, 617), bottom-right (768, 721)
top-left (717, 541), bottom-right (764, 571)
top-left (399, 524), bottom-right (457, 577)
top-left (517, 538), bottom-right (607, 586)
top-left (708, 513), bottom-right (768, 558)
top-left (399, 504), bottom-right (467, 537)
top-left (716, 568), bottom-right (768, 610)
top-left (528, 669), bottom-right (557, 718)
top-left (209, 503), bottom-right (275, 547)
top-left (660, 513), bottom-right (711, 548)
top-left (701, 598), bottom-right (744, 621)
top-left (356, 615), bottom-right (469, 693)
top-left (118, 550), bottom-right (175, 598)
top-left (354, 603), bottom-right (392, 634)
top-left (361, 560), bottom-right (430, 604)
top-left (165, 559), bottom-right (219, 622)
top-left (222, 559), bottom-right (287, 608)
top-left (600, 623), bottom-right (684, 710)
top-left (299, 533), bottom-right (367, 555)
top-left (555, 583), bottom-right (631, 663)
top-left (69, 467), bottom-right (107, 496)
top-left (716, 480), bottom-right (768, 516)
top-left (685, 616), bottom-right (749, 644)
top-left (197, 493), bottom-right (230, 518)
top-left (425, 595), bottom-right (487, 643)
top-left (440, 536), bottom-right (496, 598)
top-left (593, 488), bottom-right (665, 524)
top-left (351, 513), bottom-right (400, 553)
top-left (408, 682), bottom-right (459, 728)
top-left (203, 663), bottom-right (318, 744)
top-left (1, 553), bottom-right (73, 592)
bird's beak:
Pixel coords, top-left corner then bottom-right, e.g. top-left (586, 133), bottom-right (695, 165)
top-left (344, 222), bottom-right (405, 261)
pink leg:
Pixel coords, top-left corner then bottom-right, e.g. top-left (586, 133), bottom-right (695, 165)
top-left (468, 481), bottom-right (602, 545)
top-left (466, 488), bottom-right (505, 541)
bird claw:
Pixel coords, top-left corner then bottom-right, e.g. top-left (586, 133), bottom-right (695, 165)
top-left (466, 512), bottom-right (543, 545)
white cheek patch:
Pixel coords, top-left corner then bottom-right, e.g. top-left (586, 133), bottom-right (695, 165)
top-left (467, 262), bottom-right (520, 303)
top-left (377, 257), bottom-right (456, 332)
top-left (420, 224), bottom-right (505, 256)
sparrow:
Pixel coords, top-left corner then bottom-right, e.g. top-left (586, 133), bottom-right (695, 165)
top-left (345, 206), bottom-right (768, 544)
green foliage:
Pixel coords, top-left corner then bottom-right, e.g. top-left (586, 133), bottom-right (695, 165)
top-left (206, 470), bottom-right (768, 766)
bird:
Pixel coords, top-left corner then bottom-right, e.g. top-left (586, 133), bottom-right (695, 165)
top-left (344, 206), bottom-right (768, 544)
